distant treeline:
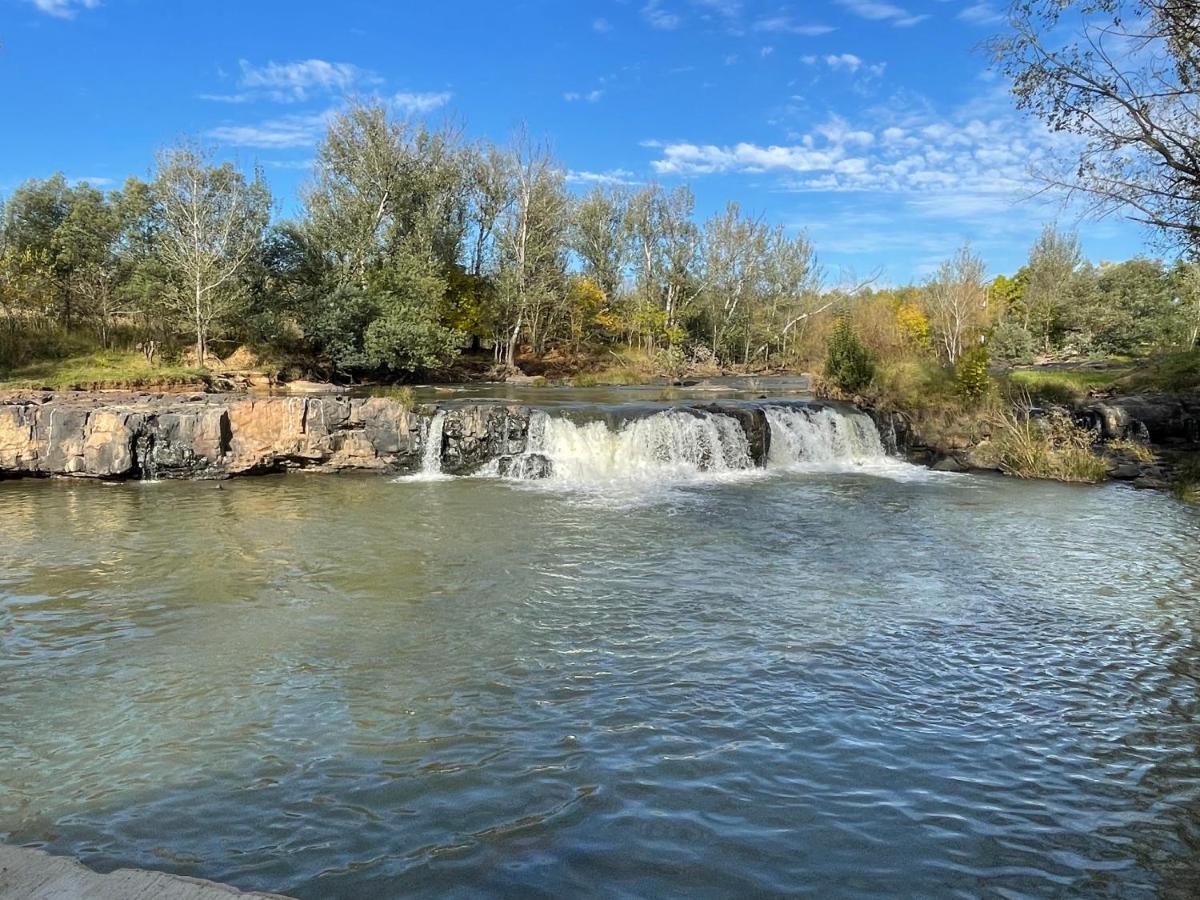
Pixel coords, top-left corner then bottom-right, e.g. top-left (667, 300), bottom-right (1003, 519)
top-left (1, 101), bottom-right (1197, 380)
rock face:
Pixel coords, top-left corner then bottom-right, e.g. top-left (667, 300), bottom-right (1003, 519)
top-left (0, 393), bottom-right (447, 480)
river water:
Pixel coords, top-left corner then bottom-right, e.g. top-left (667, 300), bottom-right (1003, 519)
top-left (2, 406), bottom-right (1199, 897)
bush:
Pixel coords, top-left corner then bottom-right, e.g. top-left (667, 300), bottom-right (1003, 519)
top-left (988, 405), bottom-right (1109, 483)
top-left (824, 317), bottom-right (876, 394)
top-left (954, 343), bottom-right (992, 403)
top-left (1172, 455), bottom-right (1200, 502)
top-left (990, 321), bottom-right (1036, 364)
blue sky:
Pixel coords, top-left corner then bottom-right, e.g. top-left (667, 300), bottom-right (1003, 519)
top-left (1, 0), bottom-right (1152, 282)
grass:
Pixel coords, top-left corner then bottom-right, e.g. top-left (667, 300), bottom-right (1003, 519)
top-left (1116, 350), bottom-right (1200, 394)
top-left (0, 350), bottom-right (208, 392)
top-left (986, 405), bottom-right (1110, 483)
top-left (1003, 365), bottom-right (1131, 403)
top-left (1173, 455), bottom-right (1200, 503)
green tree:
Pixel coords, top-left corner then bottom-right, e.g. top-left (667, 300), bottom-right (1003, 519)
top-left (824, 316), bottom-right (876, 394)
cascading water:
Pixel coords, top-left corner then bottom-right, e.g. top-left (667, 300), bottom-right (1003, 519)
top-left (764, 406), bottom-right (894, 469)
top-left (418, 410), bottom-right (448, 477)
top-left (511, 408), bottom-right (754, 485)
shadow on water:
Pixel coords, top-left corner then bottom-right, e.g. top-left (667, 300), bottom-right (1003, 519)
top-left (1, 473), bottom-right (1200, 898)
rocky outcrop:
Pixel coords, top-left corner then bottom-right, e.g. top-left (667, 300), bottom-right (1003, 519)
top-left (1076, 394), bottom-right (1200, 445)
top-left (0, 392), bottom-right (533, 480)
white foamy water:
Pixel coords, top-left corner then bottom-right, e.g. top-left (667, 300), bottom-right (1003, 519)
top-left (764, 405), bottom-right (940, 482)
top-left (518, 408), bottom-right (756, 489)
top-left (398, 410), bottom-right (452, 482)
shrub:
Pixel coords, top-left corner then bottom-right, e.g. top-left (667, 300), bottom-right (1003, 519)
top-left (989, 404), bottom-right (1109, 483)
top-left (955, 343), bottom-right (992, 403)
top-left (990, 321), bottom-right (1036, 364)
top-left (1173, 455), bottom-right (1200, 503)
top-left (824, 317), bottom-right (876, 394)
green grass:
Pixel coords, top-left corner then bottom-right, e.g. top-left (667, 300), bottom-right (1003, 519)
top-left (570, 367), bottom-right (653, 387)
top-left (0, 350), bottom-right (208, 391)
top-left (1004, 365), bottom-right (1131, 403)
top-left (1116, 350), bottom-right (1200, 394)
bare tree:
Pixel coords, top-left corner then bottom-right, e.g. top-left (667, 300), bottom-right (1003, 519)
top-left (993, 1), bottom-right (1200, 253)
top-left (154, 142), bottom-right (271, 364)
top-left (926, 244), bottom-right (990, 364)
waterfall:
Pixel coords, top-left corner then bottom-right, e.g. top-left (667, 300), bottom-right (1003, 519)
top-left (507, 409), bottom-right (754, 485)
top-left (764, 406), bottom-right (888, 467)
top-left (419, 410), bottom-right (447, 476)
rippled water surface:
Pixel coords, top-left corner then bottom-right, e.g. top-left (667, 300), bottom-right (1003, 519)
top-left (2, 468), bottom-right (1200, 898)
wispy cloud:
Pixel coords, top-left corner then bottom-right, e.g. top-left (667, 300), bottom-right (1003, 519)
top-left (391, 91), bottom-right (453, 114)
top-left (592, 17), bottom-right (613, 33)
top-left (642, 0), bottom-right (681, 30)
top-left (835, 0), bottom-right (928, 28)
top-left (958, 2), bottom-right (1005, 26)
top-left (220, 59), bottom-right (381, 103)
top-left (206, 111), bottom-right (333, 149)
top-left (752, 15), bottom-right (836, 36)
top-left (27, 0), bottom-right (98, 18)
top-left (801, 53), bottom-right (887, 78)
top-left (566, 168), bottom-right (639, 186)
top-left (564, 90), bottom-right (605, 103)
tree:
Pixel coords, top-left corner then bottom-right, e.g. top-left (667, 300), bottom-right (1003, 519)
top-left (993, 1), bottom-right (1200, 254)
top-left (495, 131), bottom-right (566, 365)
top-left (824, 316), bottom-right (875, 394)
top-left (1023, 225), bottom-right (1083, 351)
top-left (153, 142), bottom-right (272, 364)
top-left (926, 244), bottom-right (990, 364)
top-left (570, 185), bottom-right (632, 302)
top-left (1170, 259), bottom-right (1200, 348)
top-left (627, 184), bottom-right (704, 349)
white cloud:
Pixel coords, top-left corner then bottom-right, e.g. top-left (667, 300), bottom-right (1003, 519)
top-left (206, 111), bottom-right (332, 149)
top-left (566, 168), bottom-right (639, 186)
top-left (564, 90), bottom-right (605, 103)
top-left (958, 2), bottom-right (1005, 26)
top-left (234, 59), bottom-right (379, 103)
top-left (801, 53), bottom-right (888, 80)
top-left (752, 15), bottom-right (836, 36)
top-left (391, 91), bottom-right (453, 114)
top-left (642, 0), bottom-right (681, 30)
top-left (593, 17), bottom-right (612, 32)
top-left (645, 98), bottom-right (1074, 233)
top-left (835, 0), bottom-right (928, 28)
top-left (27, 0), bottom-right (98, 18)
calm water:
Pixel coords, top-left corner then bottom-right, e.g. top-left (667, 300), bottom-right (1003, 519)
top-left (2, 464), bottom-right (1200, 897)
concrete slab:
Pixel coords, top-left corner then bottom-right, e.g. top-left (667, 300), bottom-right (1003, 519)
top-left (0, 844), bottom-right (292, 899)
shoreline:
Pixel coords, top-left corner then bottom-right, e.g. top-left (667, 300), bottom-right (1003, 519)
top-left (0, 843), bottom-right (289, 899)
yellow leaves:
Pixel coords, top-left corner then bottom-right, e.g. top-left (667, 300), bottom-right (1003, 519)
top-left (894, 302), bottom-right (931, 350)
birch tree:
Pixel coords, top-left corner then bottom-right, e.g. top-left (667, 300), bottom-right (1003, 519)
top-left (154, 143), bottom-right (271, 365)
top-left (926, 244), bottom-right (989, 364)
top-left (495, 132), bottom-right (566, 365)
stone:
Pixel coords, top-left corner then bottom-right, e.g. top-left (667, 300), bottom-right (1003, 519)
top-left (0, 842), bottom-right (290, 899)
top-left (497, 453), bottom-right (553, 479)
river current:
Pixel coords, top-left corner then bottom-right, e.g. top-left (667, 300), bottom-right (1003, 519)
top-left (1, 402), bottom-right (1199, 897)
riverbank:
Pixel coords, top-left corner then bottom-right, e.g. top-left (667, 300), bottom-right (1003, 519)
top-left (0, 844), bottom-right (289, 899)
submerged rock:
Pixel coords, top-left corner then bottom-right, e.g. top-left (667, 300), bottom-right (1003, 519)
top-left (497, 452), bottom-right (553, 479)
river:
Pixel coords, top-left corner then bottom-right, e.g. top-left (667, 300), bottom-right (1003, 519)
top-left (1, 400), bottom-right (1199, 897)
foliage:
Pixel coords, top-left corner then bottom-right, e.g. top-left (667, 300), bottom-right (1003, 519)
top-left (824, 317), bottom-right (876, 394)
top-left (954, 343), bottom-right (992, 403)
top-left (1173, 456), bottom-right (1200, 503)
top-left (989, 405), bottom-right (1109, 484)
top-left (989, 321), bottom-right (1036, 364)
